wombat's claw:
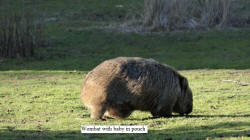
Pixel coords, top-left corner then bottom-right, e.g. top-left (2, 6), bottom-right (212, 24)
top-left (103, 116), bottom-right (114, 119)
top-left (92, 118), bottom-right (106, 121)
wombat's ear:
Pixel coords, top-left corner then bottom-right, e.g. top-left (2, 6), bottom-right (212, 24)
top-left (180, 76), bottom-right (188, 91)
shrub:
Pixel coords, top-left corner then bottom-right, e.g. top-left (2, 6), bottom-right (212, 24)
top-left (196, 0), bottom-right (232, 27)
top-left (0, 14), bottom-right (43, 58)
top-left (143, 0), bottom-right (232, 31)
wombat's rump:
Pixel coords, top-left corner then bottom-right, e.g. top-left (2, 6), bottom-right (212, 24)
top-left (81, 57), bottom-right (193, 120)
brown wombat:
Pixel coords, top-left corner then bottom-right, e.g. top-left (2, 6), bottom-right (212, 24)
top-left (81, 57), bottom-right (193, 120)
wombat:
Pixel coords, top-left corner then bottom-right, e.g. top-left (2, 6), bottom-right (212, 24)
top-left (81, 57), bottom-right (193, 120)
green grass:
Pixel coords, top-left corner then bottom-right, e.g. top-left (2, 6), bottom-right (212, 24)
top-left (0, 0), bottom-right (250, 140)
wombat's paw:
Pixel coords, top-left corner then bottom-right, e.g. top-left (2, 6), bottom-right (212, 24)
top-left (92, 117), bottom-right (106, 121)
top-left (90, 115), bottom-right (106, 121)
top-left (100, 118), bottom-right (106, 121)
top-left (103, 115), bottom-right (114, 120)
top-left (179, 113), bottom-right (184, 116)
top-left (151, 111), bottom-right (172, 118)
top-left (162, 114), bottom-right (172, 118)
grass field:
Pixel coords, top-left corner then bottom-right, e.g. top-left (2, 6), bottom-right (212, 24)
top-left (0, 0), bottom-right (250, 140)
top-left (0, 70), bottom-right (250, 140)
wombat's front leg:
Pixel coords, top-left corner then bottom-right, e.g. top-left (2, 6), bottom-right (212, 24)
top-left (151, 92), bottom-right (178, 117)
top-left (151, 98), bottom-right (176, 117)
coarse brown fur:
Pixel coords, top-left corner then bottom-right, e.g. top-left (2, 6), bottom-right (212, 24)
top-left (81, 57), bottom-right (193, 120)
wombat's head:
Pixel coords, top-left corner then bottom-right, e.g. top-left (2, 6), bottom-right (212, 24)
top-left (174, 76), bottom-right (193, 115)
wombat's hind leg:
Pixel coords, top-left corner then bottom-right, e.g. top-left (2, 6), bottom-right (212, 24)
top-left (104, 106), bottom-right (133, 119)
top-left (90, 104), bottom-right (107, 121)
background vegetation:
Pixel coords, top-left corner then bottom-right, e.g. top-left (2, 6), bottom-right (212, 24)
top-left (0, 0), bottom-right (250, 140)
top-left (144, 0), bottom-right (233, 31)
